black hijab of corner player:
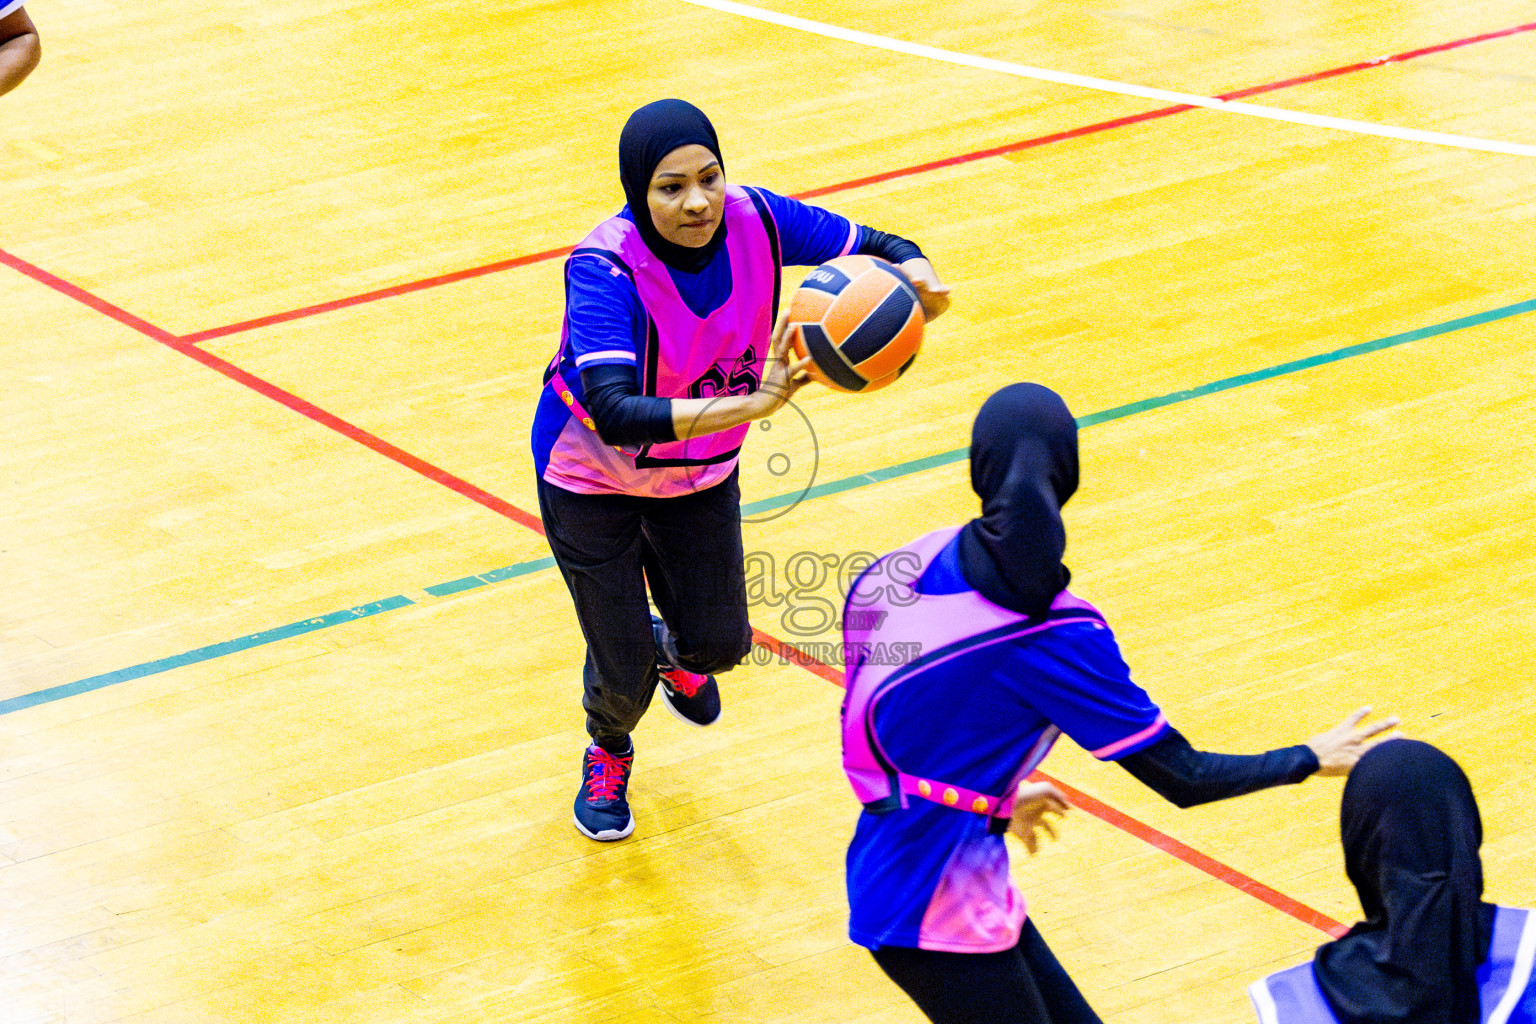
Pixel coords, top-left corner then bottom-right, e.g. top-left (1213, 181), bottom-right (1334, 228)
top-left (1313, 739), bottom-right (1495, 1024)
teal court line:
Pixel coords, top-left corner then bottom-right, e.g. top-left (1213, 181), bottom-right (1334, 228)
top-left (7, 297), bottom-right (1532, 717)
top-left (0, 597), bottom-right (414, 717)
top-left (423, 556), bottom-right (557, 596)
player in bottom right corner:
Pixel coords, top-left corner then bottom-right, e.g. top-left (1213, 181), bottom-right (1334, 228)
top-left (1251, 738), bottom-right (1535, 1024)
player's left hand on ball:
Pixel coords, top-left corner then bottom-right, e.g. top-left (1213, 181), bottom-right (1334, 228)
top-left (1007, 780), bottom-right (1070, 855)
top-left (899, 258), bottom-right (952, 322)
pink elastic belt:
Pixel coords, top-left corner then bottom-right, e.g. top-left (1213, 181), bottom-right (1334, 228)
top-left (899, 774), bottom-right (1016, 820)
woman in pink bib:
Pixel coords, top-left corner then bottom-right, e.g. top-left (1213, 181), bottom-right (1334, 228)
top-left (840, 383), bottom-right (1397, 1024)
top-left (532, 99), bottom-right (951, 841)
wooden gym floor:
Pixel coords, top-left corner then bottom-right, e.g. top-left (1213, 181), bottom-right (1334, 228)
top-left (3, 1), bottom-right (1534, 1021)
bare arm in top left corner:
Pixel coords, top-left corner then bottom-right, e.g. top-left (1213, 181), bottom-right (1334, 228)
top-left (0, 6), bottom-right (40, 97)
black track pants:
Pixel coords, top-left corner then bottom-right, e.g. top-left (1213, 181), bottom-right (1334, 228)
top-left (871, 919), bottom-right (1103, 1024)
top-left (537, 470), bottom-right (752, 748)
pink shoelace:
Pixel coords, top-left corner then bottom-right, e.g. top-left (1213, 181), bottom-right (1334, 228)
top-left (585, 747), bottom-right (632, 802)
top-left (659, 665), bottom-right (708, 698)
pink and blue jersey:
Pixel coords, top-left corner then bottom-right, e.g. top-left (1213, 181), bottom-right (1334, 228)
top-left (532, 186), bottom-right (860, 497)
top-left (1250, 906), bottom-right (1536, 1024)
top-left (842, 527), bottom-right (1170, 952)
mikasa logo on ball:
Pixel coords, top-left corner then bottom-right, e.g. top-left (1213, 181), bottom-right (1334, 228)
top-left (787, 255), bottom-right (924, 393)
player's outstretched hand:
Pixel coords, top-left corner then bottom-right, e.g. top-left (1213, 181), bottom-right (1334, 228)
top-left (1306, 706), bottom-right (1401, 777)
top-left (753, 310), bottom-right (814, 415)
top-left (898, 258), bottom-right (952, 322)
top-left (1007, 781), bottom-right (1070, 855)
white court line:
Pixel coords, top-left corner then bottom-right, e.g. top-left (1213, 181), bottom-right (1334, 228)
top-left (680, 0), bottom-right (1536, 157)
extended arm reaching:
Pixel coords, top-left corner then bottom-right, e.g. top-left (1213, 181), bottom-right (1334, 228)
top-left (1119, 707), bottom-right (1398, 808)
top-left (1118, 730), bottom-right (1317, 808)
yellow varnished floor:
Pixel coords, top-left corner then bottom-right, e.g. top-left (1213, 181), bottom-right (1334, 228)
top-left (3, 0), bottom-right (1535, 1021)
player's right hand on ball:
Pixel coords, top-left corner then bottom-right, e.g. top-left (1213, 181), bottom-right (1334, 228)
top-left (899, 258), bottom-right (952, 322)
top-left (754, 311), bottom-right (813, 414)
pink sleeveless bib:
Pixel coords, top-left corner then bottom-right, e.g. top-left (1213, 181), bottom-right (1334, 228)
top-left (841, 526), bottom-right (1107, 828)
top-left (542, 185), bottom-right (780, 498)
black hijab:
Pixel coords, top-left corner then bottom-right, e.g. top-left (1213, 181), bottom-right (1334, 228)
top-left (617, 99), bottom-right (728, 274)
top-left (1314, 739), bottom-right (1496, 1024)
top-left (957, 383), bottom-right (1078, 618)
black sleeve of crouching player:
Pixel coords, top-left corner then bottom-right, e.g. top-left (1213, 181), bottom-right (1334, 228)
top-left (579, 364), bottom-right (677, 447)
top-left (855, 226), bottom-right (925, 266)
top-left (1116, 728), bottom-right (1320, 809)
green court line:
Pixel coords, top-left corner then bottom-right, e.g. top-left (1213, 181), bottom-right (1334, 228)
top-left (424, 556), bottom-right (557, 596)
top-left (0, 597), bottom-right (414, 717)
top-left (740, 448), bottom-right (970, 517)
top-left (742, 297), bottom-right (1536, 517)
top-left (10, 296), bottom-right (1533, 716)
top-left (1074, 297), bottom-right (1536, 428)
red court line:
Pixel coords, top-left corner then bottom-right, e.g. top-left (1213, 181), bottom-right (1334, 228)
top-left (0, 248), bottom-right (545, 534)
top-left (1220, 20), bottom-right (1536, 101)
top-left (178, 244), bottom-right (576, 345)
top-left (795, 105), bottom-right (1195, 199)
top-left (750, 628), bottom-right (847, 686)
top-left (801, 20), bottom-right (1536, 200)
top-left (165, 19), bottom-right (1536, 339)
top-left (1, 249), bottom-right (179, 344)
top-left (759, 631), bottom-right (1348, 937)
top-left (1033, 771), bottom-right (1348, 937)
top-left (173, 342), bottom-right (546, 534)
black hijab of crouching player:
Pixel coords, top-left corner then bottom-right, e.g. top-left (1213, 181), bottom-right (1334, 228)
top-left (1314, 739), bottom-right (1494, 1024)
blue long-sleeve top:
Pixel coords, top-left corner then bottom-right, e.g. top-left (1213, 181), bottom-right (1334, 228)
top-left (537, 188), bottom-right (924, 458)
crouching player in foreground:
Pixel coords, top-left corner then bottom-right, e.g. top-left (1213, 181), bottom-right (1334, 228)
top-left (1251, 739), bottom-right (1535, 1024)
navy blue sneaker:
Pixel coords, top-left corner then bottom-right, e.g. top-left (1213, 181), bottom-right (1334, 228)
top-left (573, 743), bottom-right (635, 841)
top-left (652, 615), bottom-right (722, 727)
